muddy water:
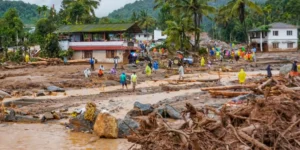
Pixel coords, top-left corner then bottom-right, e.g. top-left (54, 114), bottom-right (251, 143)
top-left (0, 123), bottom-right (132, 150)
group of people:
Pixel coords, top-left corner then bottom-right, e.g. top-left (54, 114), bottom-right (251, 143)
top-left (209, 46), bottom-right (257, 63)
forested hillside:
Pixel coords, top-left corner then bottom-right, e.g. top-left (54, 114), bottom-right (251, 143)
top-left (0, 0), bottom-right (40, 24)
top-left (108, 0), bottom-right (265, 21)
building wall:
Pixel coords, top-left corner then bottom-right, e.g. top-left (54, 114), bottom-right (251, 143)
top-left (154, 29), bottom-right (167, 41)
top-left (135, 34), bottom-right (153, 41)
top-left (92, 50), bottom-right (124, 63)
top-left (267, 28), bottom-right (298, 51)
top-left (73, 51), bottom-right (82, 59)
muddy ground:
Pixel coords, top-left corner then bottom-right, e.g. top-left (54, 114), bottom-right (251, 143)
top-left (0, 51), bottom-right (298, 149)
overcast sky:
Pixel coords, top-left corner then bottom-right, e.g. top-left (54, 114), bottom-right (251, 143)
top-left (21, 0), bottom-right (137, 17)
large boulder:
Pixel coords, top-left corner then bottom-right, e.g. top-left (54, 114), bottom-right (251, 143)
top-left (4, 109), bottom-right (16, 122)
top-left (280, 64), bottom-right (292, 75)
top-left (93, 113), bottom-right (118, 138)
top-left (133, 102), bottom-right (154, 115)
top-left (118, 117), bottom-right (139, 138)
top-left (47, 86), bottom-right (65, 92)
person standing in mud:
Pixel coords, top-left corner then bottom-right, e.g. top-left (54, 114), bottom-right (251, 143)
top-left (234, 54), bottom-right (240, 63)
top-left (266, 65), bottom-right (272, 78)
top-left (290, 61), bottom-right (298, 77)
top-left (131, 72), bottom-right (137, 92)
top-left (178, 64), bottom-right (184, 80)
top-left (113, 57), bottom-right (118, 69)
top-left (90, 57), bottom-right (95, 71)
top-left (168, 59), bottom-right (172, 69)
top-left (120, 72), bottom-right (128, 90)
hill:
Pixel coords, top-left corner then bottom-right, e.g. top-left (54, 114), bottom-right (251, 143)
top-left (0, 0), bottom-right (40, 24)
top-left (108, 0), bottom-right (158, 21)
top-left (108, 0), bottom-right (266, 22)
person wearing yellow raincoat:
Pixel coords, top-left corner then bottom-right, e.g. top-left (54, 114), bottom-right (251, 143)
top-left (145, 64), bottom-right (152, 76)
top-left (200, 57), bottom-right (205, 67)
top-left (25, 54), bottom-right (30, 63)
top-left (238, 69), bottom-right (246, 84)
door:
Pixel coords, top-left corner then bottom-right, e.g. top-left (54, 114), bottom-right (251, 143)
top-left (123, 50), bottom-right (130, 64)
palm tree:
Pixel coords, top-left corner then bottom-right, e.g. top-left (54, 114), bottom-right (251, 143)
top-left (164, 16), bottom-right (193, 52)
top-left (62, 0), bottom-right (100, 17)
top-left (174, 0), bottom-right (216, 51)
top-left (138, 10), bottom-right (156, 33)
top-left (220, 0), bottom-right (263, 42)
top-left (41, 5), bottom-right (48, 17)
top-left (37, 6), bottom-right (42, 17)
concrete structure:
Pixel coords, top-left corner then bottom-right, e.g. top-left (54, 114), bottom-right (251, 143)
top-left (248, 22), bottom-right (299, 52)
top-left (56, 23), bottom-right (142, 63)
top-left (154, 29), bottom-right (167, 41)
top-left (135, 32), bottom-right (153, 41)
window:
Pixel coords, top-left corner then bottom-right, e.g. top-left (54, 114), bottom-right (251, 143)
top-left (139, 35), bottom-right (140, 37)
top-left (288, 43), bottom-right (294, 48)
top-left (273, 31), bottom-right (278, 36)
top-left (287, 31), bottom-right (293, 36)
top-left (273, 43), bottom-right (279, 49)
top-left (144, 34), bottom-right (147, 37)
top-left (84, 51), bottom-right (93, 59)
top-left (106, 50), bottom-right (116, 58)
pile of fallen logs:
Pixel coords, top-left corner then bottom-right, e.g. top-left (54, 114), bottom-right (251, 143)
top-left (127, 76), bottom-right (300, 150)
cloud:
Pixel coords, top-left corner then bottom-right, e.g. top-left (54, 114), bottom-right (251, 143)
top-left (21, 0), bottom-right (137, 17)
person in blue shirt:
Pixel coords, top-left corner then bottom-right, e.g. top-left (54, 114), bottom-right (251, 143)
top-left (90, 57), bottom-right (95, 71)
top-left (153, 61), bottom-right (159, 74)
top-left (120, 72), bottom-right (128, 90)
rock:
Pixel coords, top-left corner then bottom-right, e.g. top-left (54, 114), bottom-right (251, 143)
top-left (140, 89), bottom-right (148, 93)
top-left (43, 112), bottom-right (54, 119)
top-left (23, 91), bottom-right (33, 96)
top-left (36, 90), bottom-right (45, 97)
top-left (15, 116), bottom-right (41, 123)
top-left (53, 112), bottom-right (61, 119)
top-left (59, 108), bottom-right (68, 112)
top-left (67, 113), bottom-right (94, 132)
top-left (0, 95), bottom-right (3, 101)
top-left (0, 90), bottom-right (11, 98)
top-left (280, 64), bottom-right (292, 75)
top-left (4, 109), bottom-right (16, 122)
top-left (133, 102), bottom-right (154, 115)
top-left (117, 117), bottom-right (139, 138)
top-left (47, 86), bottom-right (65, 92)
top-left (88, 137), bottom-right (99, 143)
top-left (126, 108), bottom-right (142, 117)
top-left (94, 113), bottom-right (118, 138)
top-left (165, 105), bottom-right (181, 119)
top-left (194, 97), bottom-right (200, 100)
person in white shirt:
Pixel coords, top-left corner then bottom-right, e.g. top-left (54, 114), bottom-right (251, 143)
top-left (178, 64), bottom-right (184, 80)
top-left (84, 68), bottom-right (91, 78)
top-left (113, 57), bottom-right (118, 69)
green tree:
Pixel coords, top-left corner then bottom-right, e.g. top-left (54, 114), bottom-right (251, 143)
top-left (130, 11), bottom-right (138, 22)
top-left (220, 0), bottom-right (263, 42)
top-left (41, 34), bottom-right (60, 58)
top-left (164, 16), bottom-right (193, 52)
top-left (138, 10), bottom-right (156, 32)
top-left (99, 17), bottom-right (111, 24)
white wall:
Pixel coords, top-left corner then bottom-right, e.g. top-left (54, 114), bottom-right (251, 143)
top-left (135, 34), bottom-right (153, 41)
top-left (154, 29), bottom-right (167, 41)
top-left (93, 50), bottom-right (124, 63)
top-left (59, 41), bottom-right (69, 51)
top-left (268, 29), bottom-right (298, 40)
top-left (73, 51), bottom-right (82, 59)
top-left (267, 28), bottom-right (298, 51)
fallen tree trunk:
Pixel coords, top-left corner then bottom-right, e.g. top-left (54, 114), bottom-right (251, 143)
top-left (201, 84), bottom-right (257, 91)
top-left (209, 90), bottom-right (252, 98)
top-left (28, 61), bottom-right (48, 65)
top-left (258, 78), bottom-right (273, 93)
top-left (4, 65), bottom-right (27, 69)
top-left (68, 59), bottom-right (89, 64)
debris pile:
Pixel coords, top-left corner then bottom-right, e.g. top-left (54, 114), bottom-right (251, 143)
top-left (127, 76), bottom-right (300, 150)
